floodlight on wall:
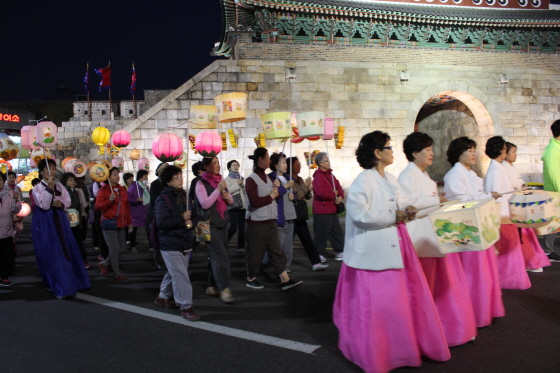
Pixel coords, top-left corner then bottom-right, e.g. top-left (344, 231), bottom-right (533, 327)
top-left (399, 70), bottom-right (409, 84)
top-left (286, 68), bottom-right (297, 80)
top-left (498, 74), bottom-right (509, 84)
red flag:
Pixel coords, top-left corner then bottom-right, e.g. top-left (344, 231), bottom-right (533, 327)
top-left (95, 63), bottom-right (111, 91)
top-left (131, 63), bottom-right (137, 93)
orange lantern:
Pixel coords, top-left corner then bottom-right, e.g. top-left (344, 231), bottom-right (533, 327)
top-left (90, 163), bottom-right (110, 182)
top-left (130, 148), bottom-right (140, 160)
top-left (61, 157), bottom-right (76, 168)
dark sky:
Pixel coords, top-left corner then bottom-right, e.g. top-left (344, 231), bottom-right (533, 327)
top-left (1, 0), bottom-right (224, 102)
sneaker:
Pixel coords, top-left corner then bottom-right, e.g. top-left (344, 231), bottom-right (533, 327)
top-left (246, 279), bottom-right (264, 289)
top-left (181, 307), bottom-right (200, 321)
top-left (547, 252), bottom-right (560, 262)
top-left (126, 241), bottom-right (131, 246)
top-left (527, 267), bottom-right (544, 273)
top-left (334, 252), bottom-right (344, 261)
top-left (98, 262), bottom-right (109, 276)
top-left (236, 248), bottom-right (245, 254)
top-left (114, 274), bottom-right (129, 283)
top-left (130, 247), bottom-right (137, 254)
top-left (280, 278), bottom-right (303, 291)
top-left (319, 255), bottom-right (327, 263)
top-left (0, 279), bottom-right (13, 287)
top-left (83, 261), bottom-right (91, 269)
top-left (219, 288), bottom-right (235, 304)
top-left (312, 263), bottom-right (329, 271)
top-left (205, 286), bottom-right (219, 297)
top-left (154, 296), bottom-right (179, 309)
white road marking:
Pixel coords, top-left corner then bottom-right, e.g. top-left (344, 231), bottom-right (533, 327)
top-left (76, 293), bottom-right (321, 354)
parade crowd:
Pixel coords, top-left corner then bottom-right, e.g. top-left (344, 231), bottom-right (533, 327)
top-left (1, 119), bottom-right (559, 373)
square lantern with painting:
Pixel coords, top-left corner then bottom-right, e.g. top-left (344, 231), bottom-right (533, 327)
top-left (261, 112), bottom-right (292, 140)
top-left (534, 192), bottom-right (560, 235)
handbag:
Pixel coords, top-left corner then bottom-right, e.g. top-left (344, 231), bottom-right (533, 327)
top-left (227, 191), bottom-right (243, 211)
top-left (101, 197), bottom-right (121, 230)
top-left (293, 199), bottom-right (309, 220)
top-left (336, 201), bottom-right (346, 215)
top-left (195, 221), bottom-right (211, 242)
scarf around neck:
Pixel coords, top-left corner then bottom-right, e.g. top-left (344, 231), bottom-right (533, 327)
top-left (201, 171), bottom-right (227, 219)
top-left (228, 171), bottom-right (242, 179)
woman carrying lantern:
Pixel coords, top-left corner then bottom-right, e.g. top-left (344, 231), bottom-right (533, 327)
top-left (6, 171), bottom-right (23, 247)
top-left (0, 171), bottom-right (22, 286)
top-left (127, 170), bottom-right (150, 254)
top-left (195, 157), bottom-right (235, 303)
top-left (502, 142), bottom-right (550, 273)
top-left (333, 131), bottom-right (449, 373)
top-left (31, 159), bottom-right (91, 298)
top-left (224, 160), bottom-right (247, 254)
top-left (61, 172), bottom-right (90, 269)
top-left (483, 136), bottom-right (531, 290)
top-left (443, 137), bottom-right (505, 327)
top-left (398, 132), bottom-right (477, 347)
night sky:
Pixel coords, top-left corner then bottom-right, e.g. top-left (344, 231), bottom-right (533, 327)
top-left (1, 1), bottom-right (224, 103)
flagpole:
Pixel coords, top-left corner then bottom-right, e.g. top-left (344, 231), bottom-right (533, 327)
top-left (108, 61), bottom-right (112, 120)
top-left (132, 62), bottom-right (136, 118)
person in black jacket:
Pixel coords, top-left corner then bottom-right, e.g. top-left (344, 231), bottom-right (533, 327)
top-left (154, 165), bottom-right (200, 321)
top-left (148, 162), bottom-right (168, 269)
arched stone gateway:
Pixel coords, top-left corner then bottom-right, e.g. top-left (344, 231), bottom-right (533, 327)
top-left (401, 80), bottom-right (501, 181)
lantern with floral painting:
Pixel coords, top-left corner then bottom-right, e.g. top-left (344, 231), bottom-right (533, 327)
top-left (92, 127), bottom-right (111, 155)
top-left (509, 191), bottom-right (556, 229)
top-left (296, 111), bottom-right (324, 138)
top-left (111, 157), bottom-right (124, 172)
top-left (111, 130), bottom-right (131, 148)
top-left (174, 152), bottom-right (188, 170)
top-left (90, 163), bottom-right (110, 183)
top-left (130, 148), bottom-right (140, 161)
top-left (16, 202), bottom-right (31, 218)
top-left (195, 130), bottom-right (222, 158)
top-left (214, 92), bottom-right (247, 123)
top-left (61, 157), bottom-right (76, 168)
top-left (21, 126), bottom-right (40, 150)
top-left (323, 118), bottom-right (335, 140)
top-left (261, 112), bottom-right (292, 140)
top-left (152, 133), bottom-right (183, 162)
top-left (30, 148), bottom-right (53, 167)
top-left (65, 159), bottom-right (87, 178)
top-left (190, 105), bottom-right (217, 129)
top-left (0, 133), bottom-right (19, 161)
top-left (138, 157), bottom-right (150, 171)
top-left (535, 192), bottom-right (560, 235)
top-left (36, 121), bottom-right (58, 148)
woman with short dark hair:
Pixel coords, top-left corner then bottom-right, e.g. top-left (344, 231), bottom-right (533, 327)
top-left (334, 131), bottom-right (449, 372)
top-left (224, 159), bottom-right (247, 254)
top-left (61, 172), bottom-right (90, 269)
top-left (0, 171), bottom-right (21, 286)
top-left (127, 169), bottom-right (150, 253)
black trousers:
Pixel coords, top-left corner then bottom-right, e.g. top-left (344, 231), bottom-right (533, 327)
top-left (93, 209), bottom-right (109, 258)
top-left (0, 236), bottom-right (16, 279)
top-left (312, 213), bottom-right (344, 255)
top-left (227, 209), bottom-right (246, 249)
top-left (293, 219), bottom-right (321, 265)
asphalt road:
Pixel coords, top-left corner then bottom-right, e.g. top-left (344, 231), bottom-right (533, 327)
top-left (2, 219), bottom-right (560, 373)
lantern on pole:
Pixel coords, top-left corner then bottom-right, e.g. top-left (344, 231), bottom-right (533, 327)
top-left (90, 163), bottom-right (110, 183)
top-left (16, 202), bottom-right (31, 218)
top-left (21, 126), bottom-right (40, 150)
top-left (152, 133), bottom-right (183, 162)
top-left (214, 92), bottom-right (247, 123)
top-left (296, 111), bottom-right (325, 138)
top-left (323, 118), bottom-right (335, 140)
top-left (0, 133), bottom-right (19, 161)
top-left (112, 157), bottom-right (124, 172)
top-left (65, 159), bottom-right (87, 178)
top-left (35, 121), bottom-right (58, 148)
top-left (174, 152), bottom-right (188, 170)
top-left (190, 105), bottom-right (217, 129)
top-left (195, 130), bottom-right (222, 158)
top-left (261, 112), bottom-right (292, 140)
top-left (138, 157), bottom-right (150, 171)
top-left (130, 148), bottom-right (140, 160)
top-left (92, 127), bottom-right (111, 155)
top-left (111, 130), bottom-right (131, 148)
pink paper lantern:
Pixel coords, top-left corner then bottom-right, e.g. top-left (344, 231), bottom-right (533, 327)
top-left (111, 130), bottom-right (131, 148)
top-left (21, 126), bottom-right (39, 150)
top-left (138, 157), bottom-right (150, 171)
top-left (35, 121), bottom-right (58, 148)
top-left (195, 130), bottom-right (222, 158)
top-left (112, 157), bottom-right (124, 172)
top-left (16, 202), bottom-right (31, 217)
top-left (323, 118), bottom-right (335, 140)
top-left (152, 133), bottom-right (183, 162)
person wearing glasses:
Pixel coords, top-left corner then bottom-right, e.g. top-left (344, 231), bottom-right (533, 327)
top-left (311, 152), bottom-right (345, 261)
top-left (195, 157), bottom-right (235, 303)
top-left (334, 131), bottom-right (449, 373)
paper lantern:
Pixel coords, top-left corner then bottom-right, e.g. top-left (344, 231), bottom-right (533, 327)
top-left (0, 133), bottom-right (19, 160)
top-left (174, 152), bottom-right (188, 170)
top-left (228, 129), bottom-right (238, 148)
top-left (111, 157), bottom-right (124, 172)
top-left (152, 133), bottom-right (183, 162)
top-left (190, 105), bottom-right (217, 129)
top-left (65, 159), bottom-right (87, 178)
top-left (291, 127), bottom-right (304, 144)
top-left (92, 127), bottom-right (111, 155)
top-left (188, 135), bottom-right (198, 154)
top-left (509, 191), bottom-right (556, 228)
top-left (61, 157), bottom-right (76, 168)
top-left (335, 126), bottom-right (345, 149)
top-left (304, 150), bottom-right (320, 169)
top-left (323, 118), bottom-right (335, 140)
top-left (17, 175), bottom-right (25, 183)
top-left (101, 160), bottom-right (112, 170)
top-left (86, 162), bottom-right (97, 170)
top-left (138, 157), bottom-right (150, 171)
top-left (535, 192), bottom-right (560, 235)
top-left (67, 208), bottom-right (80, 227)
top-left (296, 111), bottom-right (324, 138)
top-left (30, 148), bottom-right (52, 167)
top-left (16, 202), bottom-right (31, 217)
top-left (214, 92), bottom-right (247, 123)
top-left (89, 163), bottom-right (110, 182)
top-left (195, 130), bottom-right (222, 158)
top-left (428, 198), bottom-right (501, 254)
top-left (0, 160), bottom-right (12, 172)
top-left (35, 121), bottom-right (58, 148)
top-left (111, 130), bottom-right (131, 148)
top-left (253, 133), bottom-right (266, 148)
top-left (21, 126), bottom-right (39, 150)
top-left (130, 148), bottom-right (140, 160)
top-left (220, 132), bottom-right (227, 151)
top-left (261, 112), bottom-right (292, 140)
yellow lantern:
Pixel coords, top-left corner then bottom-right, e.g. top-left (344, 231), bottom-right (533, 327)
top-left (228, 129), bottom-right (238, 148)
top-left (335, 126), bottom-right (345, 149)
top-left (260, 112), bottom-right (292, 140)
top-left (220, 132), bottom-right (227, 151)
top-left (254, 133), bottom-right (266, 148)
top-left (190, 105), bottom-right (217, 129)
top-left (92, 127), bottom-right (111, 155)
top-left (214, 92), bottom-right (247, 123)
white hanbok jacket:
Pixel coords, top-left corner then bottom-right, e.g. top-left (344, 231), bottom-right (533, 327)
top-left (398, 162), bottom-right (444, 258)
top-left (501, 161), bottom-right (525, 190)
top-left (343, 169), bottom-right (408, 271)
top-left (443, 162), bottom-right (492, 203)
top-left (484, 159), bottom-right (513, 218)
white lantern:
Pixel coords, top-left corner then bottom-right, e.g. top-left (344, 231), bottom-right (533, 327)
top-left (296, 111), bottom-right (324, 138)
top-left (510, 190), bottom-right (556, 229)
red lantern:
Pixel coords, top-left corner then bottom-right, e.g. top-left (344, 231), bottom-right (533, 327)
top-left (152, 133), bottom-right (183, 162)
top-left (112, 130), bottom-right (131, 148)
top-left (16, 202), bottom-right (31, 217)
top-left (195, 130), bottom-right (222, 158)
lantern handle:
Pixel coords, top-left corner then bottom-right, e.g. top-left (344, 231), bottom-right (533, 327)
top-left (411, 199), bottom-right (461, 213)
top-left (502, 187), bottom-right (530, 195)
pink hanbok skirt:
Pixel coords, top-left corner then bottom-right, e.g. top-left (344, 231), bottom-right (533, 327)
top-left (458, 248), bottom-right (505, 328)
top-left (496, 224), bottom-right (531, 290)
top-left (419, 253), bottom-right (477, 347)
top-left (520, 228), bottom-right (551, 270)
top-left (333, 223), bottom-right (450, 373)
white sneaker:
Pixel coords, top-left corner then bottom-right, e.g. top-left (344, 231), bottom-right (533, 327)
top-left (334, 253), bottom-right (344, 261)
top-left (312, 263), bottom-right (329, 271)
top-left (527, 267), bottom-right (543, 273)
top-left (319, 255), bottom-right (327, 263)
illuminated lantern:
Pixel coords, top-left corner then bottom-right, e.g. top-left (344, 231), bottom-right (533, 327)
top-left (188, 135), bottom-right (198, 154)
top-left (89, 163), bottom-right (110, 182)
top-left (174, 152), bottom-right (188, 170)
top-left (61, 157), bottom-right (76, 168)
top-left (36, 121), bottom-right (58, 148)
top-left (429, 198), bottom-right (501, 254)
top-left (509, 191), bottom-right (556, 228)
top-left (0, 160), bottom-right (12, 172)
top-left (30, 148), bottom-right (52, 167)
top-left (535, 192), bottom-right (560, 235)
top-left (261, 112), bottom-right (292, 140)
top-left (152, 133), bottom-right (183, 162)
top-left (254, 133), bottom-right (266, 148)
top-left (138, 157), bottom-right (150, 171)
top-left (214, 92), bottom-right (247, 123)
top-left (195, 130), bottom-right (222, 158)
top-left (65, 159), bottom-right (87, 178)
top-left (111, 130), bottom-right (131, 148)
top-left (0, 133), bottom-right (19, 160)
top-left (111, 157), bottom-right (124, 172)
top-left (92, 127), bottom-right (111, 155)
top-left (21, 126), bottom-right (39, 150)
top-left (323, 118), bottom-right (335, 140)
top-left (130, 148), bottom-right (140, 160)
top-left (190, 105), bottom-right (217, 129)
top-left (228, 129), bottom-right (238, 148)
top-left (296, 111), bottom-right (324, 138)
top-left (16, 202), bottom-right (31, 218)
top-left (335, 126), bottom-right (345, 149)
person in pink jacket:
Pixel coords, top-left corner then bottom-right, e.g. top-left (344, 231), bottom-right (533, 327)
top-left (312, 152), bottom-right (345, 261)
top-left (0, 172), bottom-right (22, 286)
